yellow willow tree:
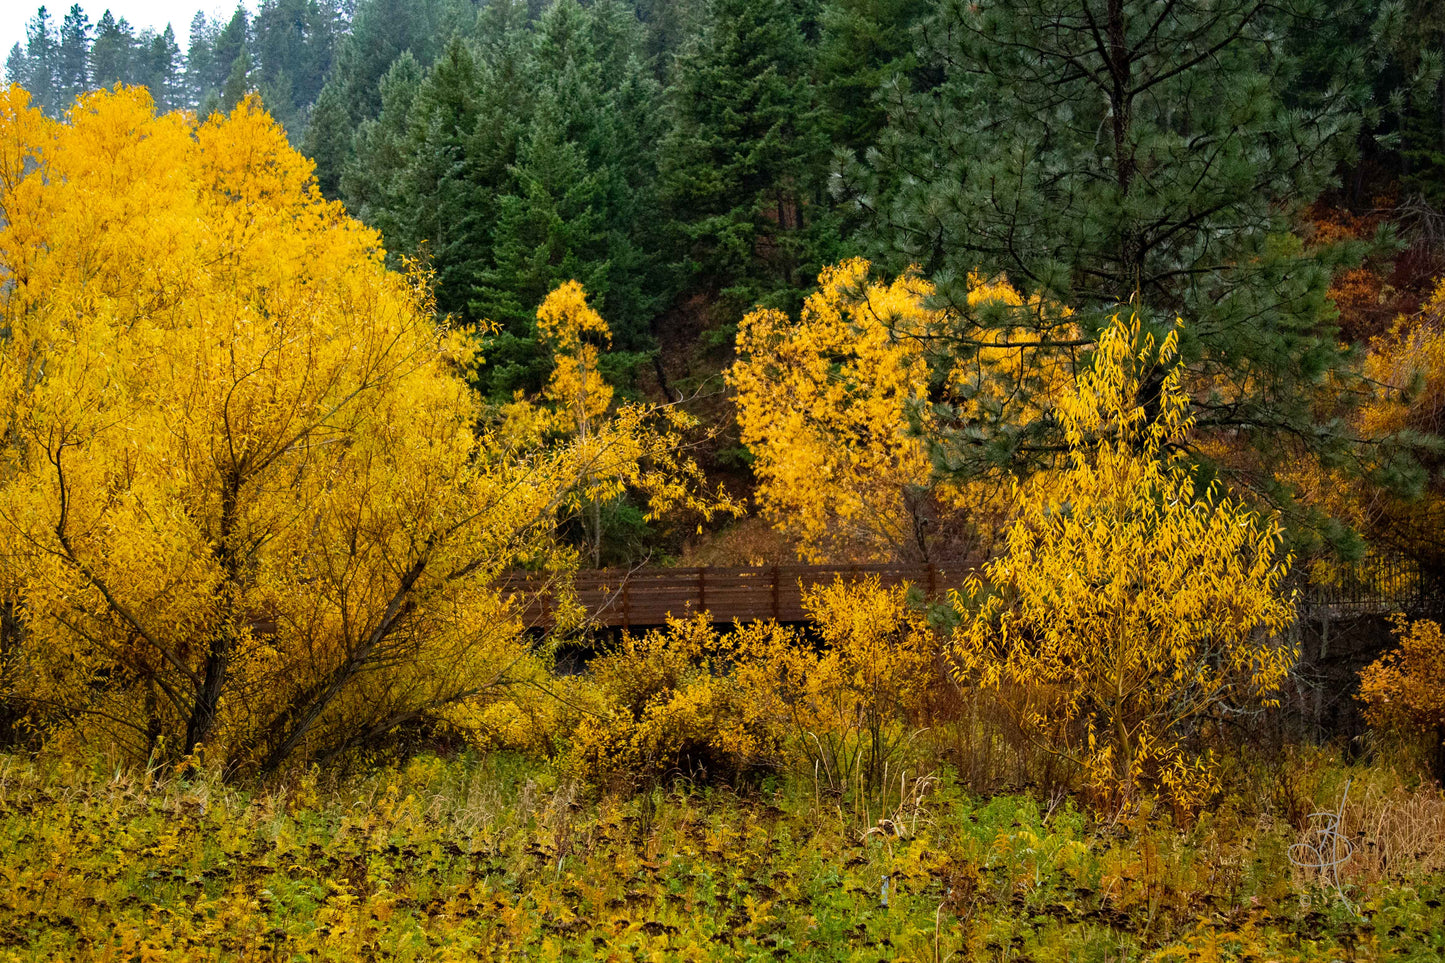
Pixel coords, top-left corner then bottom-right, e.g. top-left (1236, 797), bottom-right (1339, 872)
top-left (497, 280), bottom-right (734, 569)
top-left (951, 315), bottom-right (1298, 812)
top-left (728, 258), bottom-right (1075, 563)
top-left (0, 87), bottom-right (692, 772)
top-left (538, 280), bottom-right (615, 569)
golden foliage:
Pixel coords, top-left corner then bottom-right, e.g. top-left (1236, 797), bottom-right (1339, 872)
top-left (566, 615), bottom-right (779, 789)
top-left (1359, 276), bottom-right (1445, 441)
top-left (951, 314), bottom-right (1298, 812)
top-left (565, 578), bottom-right (943, 795)
top-left (728, 259), bottom-right (1076, 563)
top-left (1358, 616), bottom-right (1445, 736)
top-left (0, 87), bottom-right (711, 772)
top-left (536, 279), bottom-right (614, 437)
top-left (731, 578), bottom-right (941, 793)
top-left (1279, 272), bottom-right (1445, 565)
top-left (497, 281), bottom-right (739, 568)
top-left (728, 259), bottom-right (939, 562)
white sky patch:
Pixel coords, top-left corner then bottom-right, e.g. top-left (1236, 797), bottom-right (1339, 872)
top-left (3, 3), bottom-right (260, 65)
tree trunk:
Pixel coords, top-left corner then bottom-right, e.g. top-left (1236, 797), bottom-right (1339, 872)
top-left (1433, 722), bottom-right (1445, 788)
top-left (0, 598), bottom-right (22, 748)
top-left (1106, 0), bottom-right (1141, 301)
top-left (183, 478), bottom-right (243, 758)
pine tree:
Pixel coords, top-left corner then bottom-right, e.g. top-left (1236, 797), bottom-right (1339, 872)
top-left (304, 69), bottom-right (356, 198)
top-left (839, 0), bottom-right (1368, 483)
top-left (631, 0), bottom-right (706, 66)
top-left (329, 0), bottom-right (475, 125)
top-left (183, 12), bottom-right (215, 108)
top-left (302, 1), bottom-right (346, 107)
top-left (458, 1), bottom-right (667, 396)
top-left (220, 48), bottom-right (252, 113)
top-left (4, 45), bottom-right (26, 88)
top-left (659, 0), bottom-right (836, 321)
top-left (473, 0), bottom-right (530, 60)
top-left (257, 66), bottom-right (299, 133)
top-left (474, 106), bottom-right (610, 387)
top-left (56, 4), bottom-right (89, 104)
top-left (22, 7), bottom-right (59, 115)
top-left (587, 1), bottom-right (670, 338)
top-left (1370, 0), bottom-right (1445, 209)
top-left (210, 6), bottom-right (250, 97)
top-left (90, 11), bottom-right (135, 90)
top-left (814, 0), bottom-right (928, 153)
top-left (252, 0), bottom-right (305, 123)
top-left (473, 2), bottom-right (659, 338)
top-left (343, 51), bottom-right (425, 230)
top-left (396, 36), bottom-right (491, 320)
top-left (251, 0), bottom-right (343, 131)
top-left (303, 0), bottom-right (478, 189)
top-left (139, 25), bottom-right (181, 111)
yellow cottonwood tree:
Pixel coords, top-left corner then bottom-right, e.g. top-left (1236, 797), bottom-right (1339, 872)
top-left (0, 87), bottom-right (695, 772)
top-left (539, 281), bottom-right (617, 568)
top-left (951, 315), bottom-right (1298, 811)
top-left (538, 280), bottom-right (614, 439)
top-left (728, 259), bottom-right (1075, 563)
top-left (496, 281), bottom-right (737, 569)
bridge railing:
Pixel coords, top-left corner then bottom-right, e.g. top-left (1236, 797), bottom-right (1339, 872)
top-left (1295, 555), bottom-right (1436, 617)
top-left (499, 564), bottom-right (974, 629)
top-left (502, 556), bottom-right (1436, 631)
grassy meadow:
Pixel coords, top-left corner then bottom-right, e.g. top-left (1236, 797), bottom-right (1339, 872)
top-left (2, 751), bottom-right (1443, 962)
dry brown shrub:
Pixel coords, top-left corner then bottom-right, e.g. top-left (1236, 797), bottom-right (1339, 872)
top-left (1336, 781), bottom-right (1445, 883)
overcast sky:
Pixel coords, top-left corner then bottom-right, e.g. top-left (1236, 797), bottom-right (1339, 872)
top-left (3, 3), bottom-right (257, 64)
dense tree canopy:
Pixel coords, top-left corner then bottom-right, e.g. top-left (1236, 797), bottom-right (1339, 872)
top-left (7, 0), bottom-right (1445, 847)
top-left (5, 0), bottom-right (1445, 572)
top-left (838, 0), bottom-right (1370, 488)
top-left (0, 86), bottom-right (714, 771)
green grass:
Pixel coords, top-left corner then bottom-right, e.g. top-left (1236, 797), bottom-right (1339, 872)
top-left (0, 752), bottom-right (1441, 961)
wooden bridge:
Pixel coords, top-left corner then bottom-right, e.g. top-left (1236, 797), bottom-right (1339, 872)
top-left (501, 564), bottom-right (974, 630)
top-left (501, 555), bottom-right (1436, 632)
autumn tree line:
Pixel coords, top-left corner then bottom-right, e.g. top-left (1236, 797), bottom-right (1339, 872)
top-left (3, 0), bottom-right (1445, 806)
top-left (8, 1), bottom-right (1439, 400)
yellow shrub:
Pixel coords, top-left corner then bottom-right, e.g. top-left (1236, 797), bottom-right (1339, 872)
top-left (446, 658), bottom-right (605, 758)
top-left (568, 580), bottom-right (944, 796)
top-left (952, 314), bottom-right (1296, 815)
top-left (566, 616), bottom-right (780, 790)
top-left (732, 578), bottom-right (942, 793)
top-left (1359, 617), bottom-right (1445, 740)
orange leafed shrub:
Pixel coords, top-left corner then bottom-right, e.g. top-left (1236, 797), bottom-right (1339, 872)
top-left (1358, 617), bottom-right (1445, 737)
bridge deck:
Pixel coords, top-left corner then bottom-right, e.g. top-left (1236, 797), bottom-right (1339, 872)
top-left (501, 564), bottom-right (973, 629)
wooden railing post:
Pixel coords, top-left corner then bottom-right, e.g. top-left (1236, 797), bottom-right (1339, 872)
top-left (771, 564), bottom-right (780, 622)
top-left (699, 567), bottom-right (706, 614)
